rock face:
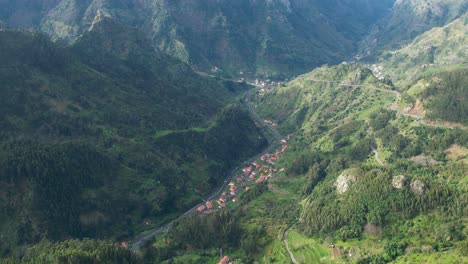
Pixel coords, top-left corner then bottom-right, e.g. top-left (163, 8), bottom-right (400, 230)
top-left (362, 0), bottom-right (467, 53)
top-left (392, 175), bottom-right (406, 189)
top-left (410, 179), bottom-right (425, 195)
top-left (410, 155), bottom-right (441, 166)
top-left (335, 171), bottom-right (357, 194)
top-left (0, 0), bottom-right (395, 76)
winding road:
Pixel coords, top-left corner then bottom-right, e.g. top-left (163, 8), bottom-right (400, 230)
top-left (129, 85), bottom-right (282, 252)
top-left (304, 77), bottom-right (466, 130)
top-left (129, 72), bottom-right (463, 253)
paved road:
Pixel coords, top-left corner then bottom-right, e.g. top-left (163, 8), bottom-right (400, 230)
top-left (305, 77), bottom-right (466, 130)
top-left (129, 85), bottom-right (282, 252)
top-left (283, 229), bottom-right (299, 264)
top-left (372, 149), bottom-right (385, 166)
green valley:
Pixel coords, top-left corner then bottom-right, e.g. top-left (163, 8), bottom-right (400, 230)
top-left (0, 18), bottom-right (267, 259)
top-left (0, 1), bottom-right (467, 263)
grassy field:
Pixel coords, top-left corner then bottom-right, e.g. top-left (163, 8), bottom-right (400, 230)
top-left (261, 239), bottom-right (291, 264)
top-left (287, 230), bottom-right (342, 264)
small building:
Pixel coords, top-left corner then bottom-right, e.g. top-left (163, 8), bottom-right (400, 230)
top-left (197, 205), bottom-right (206, 212)
top-left (218, 256), bottom-right (230, 264)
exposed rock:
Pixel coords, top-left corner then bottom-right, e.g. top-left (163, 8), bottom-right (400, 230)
top-left (445, 144), bottom-right (468, 160)
top-left (410, 179), bottom-right (425, 195)
top-left (421, 245), bottom-right (435, 253)
top-left (406, 99), bottom-right (427, 116)
top-left (410, 155), bottom-right (441, 166)
top-left (364, 224), bottom-right (382, 235)
top-left (335, 171), bottom-right (357, 194)
top-left (392, 175), bottom-right (406, 189)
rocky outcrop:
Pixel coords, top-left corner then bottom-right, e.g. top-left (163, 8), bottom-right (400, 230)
top-left (335, 171), bottom-right (357, 194)
top-left (392, 175), bottom-right (406, 189)
top-left (410, 179), bottom-right (425, 195)
top-left (410, 155), bottom-right (441, 166)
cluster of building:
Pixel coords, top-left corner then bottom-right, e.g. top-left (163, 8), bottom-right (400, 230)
top-left (197, 135), bottom-right (292, 213)
top-left (254, 77), bottom-right (288, 97)
top-left (369, 64), bottom-right (385, 81)
top-left (263, 119), bottom-right (278, 127)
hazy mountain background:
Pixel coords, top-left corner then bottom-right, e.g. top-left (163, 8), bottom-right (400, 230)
top-left (360, 0), bottom-right (467, 57)
top-left (0, 0), bottom-right (396, 77)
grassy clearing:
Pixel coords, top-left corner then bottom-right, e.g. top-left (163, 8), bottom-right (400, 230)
top-left (261, 239), bottom-right (291, 264)
top-left (287, 230), bottom-right (341, 264)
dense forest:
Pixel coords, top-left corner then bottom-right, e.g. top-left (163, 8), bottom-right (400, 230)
top-left (421, 69), bottom-right (468, 124)
top-left (0, 19), bottom-right (267, 259)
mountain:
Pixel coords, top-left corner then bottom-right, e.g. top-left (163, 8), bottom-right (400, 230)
top-left (1, 1), bottom-right (467, 263)
top-left (132, 18), bottom-right (467, 261)
top-left (373, 15), bottom-right (467, 87)
top-left (0, 18), bottom-right (267, 257)
top-left (0, 0), bottom-right (60, 28)
top-left (224, 67), bottom-right (466, 263)
top-left (131, 60), bottom-right (467, 263)
top-left (361, 0), bottom-right (467, 57)
top-left (0, 0), bottom-right (396, 77)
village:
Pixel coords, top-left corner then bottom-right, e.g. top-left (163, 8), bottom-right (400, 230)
top-left (210, 66), bottom-right (288, 97)
top-left (196, 133), bottom-right (291, 213)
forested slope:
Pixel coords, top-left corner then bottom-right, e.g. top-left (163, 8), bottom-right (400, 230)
top-left (0, 19), bottom-right (267, 258)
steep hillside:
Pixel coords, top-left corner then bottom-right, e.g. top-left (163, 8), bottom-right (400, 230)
top-left (254, 64), bottom-right (396, 136)
top-left (396, 68), bottom-right (468, 126)
top-left (361, 0), bottom-right (467, 55)
top-left (0, 22), bottom-right (267, 258)
top-left (254, 65), bottom-right (466, 263)
top-left (371, 15), bottom-right (467, 88)
top-left (0, 0), bottom-right (395, 77)
top-left (138, 63), bottom-right (467, 263)
top-left (0, 0), bottom-right (60, 28)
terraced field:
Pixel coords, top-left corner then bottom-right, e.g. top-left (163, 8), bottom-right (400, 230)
top-left (287, 231), bottom-right (343, 264)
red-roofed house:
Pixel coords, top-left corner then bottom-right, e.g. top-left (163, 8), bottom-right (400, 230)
top-left (232, 197), bottom-right (239, 203)
top-left (218, 256), bottom-right (230, 264)
top-left (206, 201), bottom-right (214, 209)
top-left (236, 177), bottom-right (243, 183)
top-left (230, 186), bottom-right (237, 195)
top-left (121, 242), bottom-right (128, 248)
top-left (217, 199), bottom-right (226, 208)
top-left (242, 166), bottom-right (252, 176)
top-left (197, 205), bottom-right (206, 212)
top-left (256, 175), bottom-right (266, 183)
